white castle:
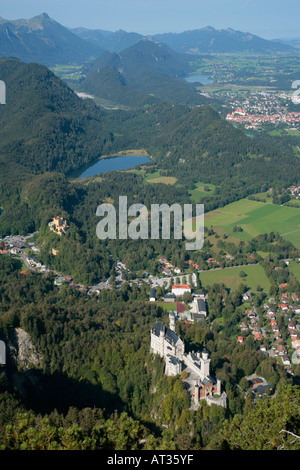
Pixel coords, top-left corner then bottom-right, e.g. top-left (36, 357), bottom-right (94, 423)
top-left (150, 312), bottom-right (227, 408)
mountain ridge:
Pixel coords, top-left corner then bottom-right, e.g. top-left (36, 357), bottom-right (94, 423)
top-left (71, 22), bottom-right (296, 54)
top-left (80, 40), bottom-right (208, 107)
top-left (0, 13), bottom-right (103, 65)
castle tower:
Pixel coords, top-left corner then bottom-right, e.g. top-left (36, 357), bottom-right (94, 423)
top-left (199, 348), bottom-right (211, 380)
top-left (169, 311), bottom-right (176, 332)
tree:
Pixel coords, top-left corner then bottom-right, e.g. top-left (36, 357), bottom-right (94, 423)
top-left (221, 384), bottom-right (300, 450)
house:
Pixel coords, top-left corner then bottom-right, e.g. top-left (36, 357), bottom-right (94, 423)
top-left (149, 287), bottom-right (156, 302)
top-left (240, 321), bottom-right (248, 331)
top-left (238, 336), bottom-right (244, 344)
top-left (282, 355), bottom-right (291, 366)
top-left (277, 345), bottom-right (287, 356)
top-left (267, 309), bottom-right (275, 318)
top-left (162, 267), bottom-right (172, 276)
top-left (278, 303), bottom-right (288, 310)
top-left (194, 298), bottom-right (207, 316)
top-left (254, 333), bottom-right (263, 341)
top-left (26, 256), bottom-right (42, 269)
top-left (172, 284), bottom-right (191, 297)
top-left (289, 329), bottom-right (298, 338)
top-left (164, 293), bottom-right (176, 302)
top-left (291, 337), bottom-right (300, 348)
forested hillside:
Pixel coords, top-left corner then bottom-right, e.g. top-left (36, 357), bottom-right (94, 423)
top-left (80, 40), bottom-right (206, 107)
top-left (0, 255), bottom-right (299, 450)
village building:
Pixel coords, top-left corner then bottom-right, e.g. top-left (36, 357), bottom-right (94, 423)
top-left (149, 287), bottom-right (156, 302)
top-left (164, 293), bottom-right (176, 302)
top-left (190, 297), bottom-right (207, 321)
top-left (172, 284), bottom-right (191, 297)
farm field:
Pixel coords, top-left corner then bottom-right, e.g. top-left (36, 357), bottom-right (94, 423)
top-left (199, 264), bottom-right (271, 292)
top-left (289, 260), bottom-right (300, 282)
top-left (146, 173), bottom-right (178, 185)
top-left (205, 198), bottom-right (300, 248)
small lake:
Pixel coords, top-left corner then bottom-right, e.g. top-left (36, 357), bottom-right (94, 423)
top-left (79, 155), bottom-right (151, 178)
top-left (184, 73), bottom-right (214, 85)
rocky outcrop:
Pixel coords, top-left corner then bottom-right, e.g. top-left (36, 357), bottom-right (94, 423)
top-left (13, 327), bottom-right (43, 370)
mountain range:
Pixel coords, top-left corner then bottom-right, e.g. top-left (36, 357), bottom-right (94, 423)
top-left (72, 24), bottom-right (295, 54)
top-left (0, 13), bottom-right (296, 69)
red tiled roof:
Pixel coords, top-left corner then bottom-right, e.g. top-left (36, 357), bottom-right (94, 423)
top-left (172, 284), bottom-right (191, 289)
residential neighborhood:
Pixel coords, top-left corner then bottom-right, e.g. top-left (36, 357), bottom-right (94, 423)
top-left (238, 290), bottom-right (300, 375)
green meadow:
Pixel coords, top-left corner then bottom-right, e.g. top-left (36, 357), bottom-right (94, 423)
top-left (289, 260), bottom-right (300, 282)
top-left (205, 198), bottom-right (300, 249)
top-left (189, 181), bottom-right (216, 203)
top-left (199, 264), bottom-right (271, 292)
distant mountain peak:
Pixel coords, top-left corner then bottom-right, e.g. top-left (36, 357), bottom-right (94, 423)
top-left (201, 26), bottom-right (216, 31)
top-left (0, 13), bottom-right (103, 65)
top-left (32, 12), bottom-right (51, 23)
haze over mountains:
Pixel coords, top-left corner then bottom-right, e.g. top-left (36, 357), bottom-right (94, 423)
top-left (72, 24), bottom-right (295, 54)
top-left (0, 12), bottom-right (296, 68)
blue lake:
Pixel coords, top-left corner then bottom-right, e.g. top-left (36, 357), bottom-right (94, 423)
top-left (184, 73), bottom-right (214, 85)
top-left (79, 155), bottom-right (151, 178)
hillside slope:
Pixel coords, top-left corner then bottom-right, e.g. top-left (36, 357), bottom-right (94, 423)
top-left (80, 40), bottom-right (207, 107)
top-left (0, 58), bottom-right (130, 182)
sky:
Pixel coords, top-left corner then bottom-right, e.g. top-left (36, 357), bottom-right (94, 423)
top-left (0, 0), bottom-right (299, 39)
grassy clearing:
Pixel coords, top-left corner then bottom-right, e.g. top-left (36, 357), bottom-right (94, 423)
top-left (199, 264), bottom-right (271, 292)
top-left (189, 181), bottom-right (216, 203)
top-left (147, 176), bottom-right (177, 185)
top-left (153, 302), bottom-right (178, 312)
top-left (289, 260), bottom-right (300, 282)
top-left (205, 198), bottom-right (300, 248)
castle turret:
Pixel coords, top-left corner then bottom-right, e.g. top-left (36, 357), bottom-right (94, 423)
top-left (169, 311), bottom-right (176, 332)
top-left (160, 326), bottom-right (166, 337)
top-left (200, 349), bottom-right (211, 379)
